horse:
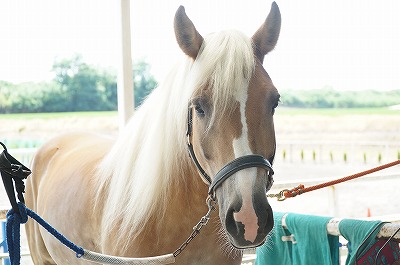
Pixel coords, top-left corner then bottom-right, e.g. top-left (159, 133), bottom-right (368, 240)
top-left (25, 2), bottom-right (281, 264)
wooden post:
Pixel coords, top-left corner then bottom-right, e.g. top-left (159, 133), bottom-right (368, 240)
top-left (117, 0), bottom-right (134, 129)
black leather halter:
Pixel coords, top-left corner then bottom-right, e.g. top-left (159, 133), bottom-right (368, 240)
top-left (186, 107), bottom-right (274, 196)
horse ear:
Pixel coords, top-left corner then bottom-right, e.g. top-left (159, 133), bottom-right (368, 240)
top-left (174, 6), bottom-right (204, 60)
top-left (252, 2), bottom-right (281, 63)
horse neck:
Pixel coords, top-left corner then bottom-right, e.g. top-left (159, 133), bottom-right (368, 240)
top-left (159, 163), bottom-right (210, 226)
top-left (116, 165), bottom-right (213, 256)
top-left (171, 166), bottom-right (209, 210)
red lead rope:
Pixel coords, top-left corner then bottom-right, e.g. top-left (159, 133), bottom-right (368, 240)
top-left (268, 159), bottom-right (400, 201)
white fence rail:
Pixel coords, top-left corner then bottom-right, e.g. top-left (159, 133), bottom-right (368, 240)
top-left (5, 148), bottom-right (36, 167)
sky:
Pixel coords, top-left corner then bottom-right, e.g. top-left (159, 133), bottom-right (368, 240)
top-left (1, 0), bottom-right (400, 91)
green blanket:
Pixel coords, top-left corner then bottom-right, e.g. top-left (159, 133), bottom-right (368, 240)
top-left (256, 212), bottom-right (339, 265)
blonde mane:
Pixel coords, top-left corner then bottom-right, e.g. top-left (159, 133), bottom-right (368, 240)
top-left (94, 30), bottom-right (255, 250)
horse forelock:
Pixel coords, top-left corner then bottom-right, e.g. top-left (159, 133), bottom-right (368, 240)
top-left (94, 29), bottom-right (257, 252)
top-left (191, 30), bottom-right (255, 126)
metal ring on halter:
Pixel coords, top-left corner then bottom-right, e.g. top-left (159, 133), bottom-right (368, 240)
top-left (277, 189), bottom-right (290, 201)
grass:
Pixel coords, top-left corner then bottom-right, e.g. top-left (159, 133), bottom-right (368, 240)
top-left (0, 107), bottom-right (400, 120)
top-left (275, 107), bottom-right (400, 116)
top-left (1, 107), bottom-right (399, 120)
top-left (0, 111), bottom-right (118, 120)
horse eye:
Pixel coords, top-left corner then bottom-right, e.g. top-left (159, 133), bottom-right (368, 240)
top-left (195, 104), bottom-right (205, 117)
top-left (272, 104), bottom-right (278, 114)
top-left (271, 98), bottom-right (280, 115)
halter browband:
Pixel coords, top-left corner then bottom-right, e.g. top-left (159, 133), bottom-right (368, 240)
top-left (186, 107), bottom-right (274, 195)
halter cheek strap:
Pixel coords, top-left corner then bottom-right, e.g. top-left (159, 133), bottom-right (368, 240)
top-left (186, 107), bottom-right (274, 195)
top-left (186, 107), bottom-right (212, 185)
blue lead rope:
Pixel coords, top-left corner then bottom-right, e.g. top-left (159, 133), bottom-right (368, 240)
top-left (0, 143), bottom-right (84, 265)
top-left (6, 203), bottom-right (27, 265)
top-left (6, 202), bottom-right (84, 265)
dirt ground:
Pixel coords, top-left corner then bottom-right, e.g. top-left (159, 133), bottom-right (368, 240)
top-left (0, 114), bottom-right (119, 142)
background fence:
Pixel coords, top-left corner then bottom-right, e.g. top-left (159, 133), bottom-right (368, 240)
top-left (277, 141), bottom-right (400, 164)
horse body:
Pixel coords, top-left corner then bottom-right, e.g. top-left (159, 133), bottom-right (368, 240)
top-left (26, 3), bottom-right (281, 264)
top-left (26, 132), bottom-right (235, 264)
top-left (25, 133), bottom-right (110, 264)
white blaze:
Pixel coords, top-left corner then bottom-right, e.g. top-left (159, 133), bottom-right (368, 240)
top-left (232, 84), bottom-right (259, 243)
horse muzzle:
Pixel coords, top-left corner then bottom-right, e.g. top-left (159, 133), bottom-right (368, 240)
top-left (209, 155), bottom-right (274, 249)
top-left (222, 181), bottom-right (274, 249)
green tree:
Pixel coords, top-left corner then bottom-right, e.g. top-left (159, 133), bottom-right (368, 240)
top-left (99, 71), bottom-right (118, 110)
top-left (133, 60), bottom-right (157, 107)
top-left (0, 81), bottom-right (54, 113)
top-left (52, 55), bottom-right (106, 111)
top-left (40, 82), bottom-right (70, 112)
top-left (279, 88), bottom-right (400, 108)
top-left (0, 81), bottom-right (14, 113)
top-left (0, 56), bottom-right (157, 113)
top-left (52, 55), bottom-right (156, 111)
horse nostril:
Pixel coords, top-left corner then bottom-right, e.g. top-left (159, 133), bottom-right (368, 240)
top-left (225, 207), bottom-right (240, 236)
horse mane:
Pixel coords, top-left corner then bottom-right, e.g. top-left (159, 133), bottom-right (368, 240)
top-left (94, 29), bottom-right (255, 251)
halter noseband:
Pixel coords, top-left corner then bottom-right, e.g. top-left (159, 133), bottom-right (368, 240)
top-left (186, 107), bottom-right (274, 196)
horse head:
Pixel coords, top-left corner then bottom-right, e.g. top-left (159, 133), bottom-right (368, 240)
top-left (174, 2), bottom-right (281, 249)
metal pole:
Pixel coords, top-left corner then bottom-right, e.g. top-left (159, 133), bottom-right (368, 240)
top-left (117, 0), bottom-right (134, 129)
top-left (1, 221), bottom-right (10, 265)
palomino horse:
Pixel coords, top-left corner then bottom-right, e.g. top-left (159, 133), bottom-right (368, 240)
top-left (25, 2), bottom-right (281, 264)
